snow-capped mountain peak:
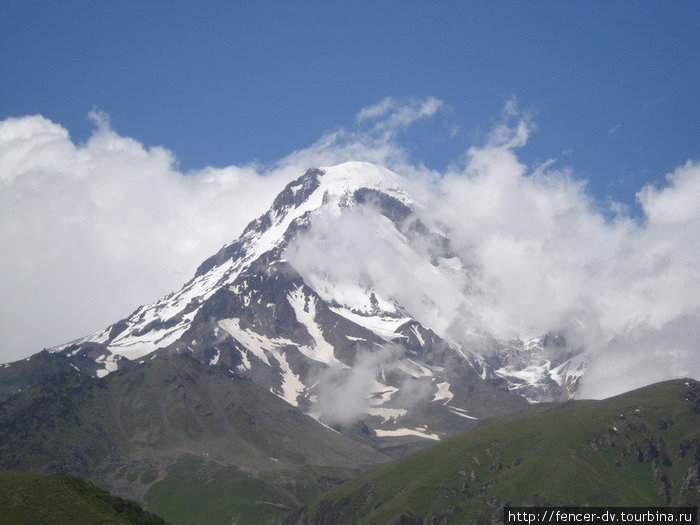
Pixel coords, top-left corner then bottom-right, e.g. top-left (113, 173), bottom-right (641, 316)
top-left (50, 162), bottom-right (583, 444)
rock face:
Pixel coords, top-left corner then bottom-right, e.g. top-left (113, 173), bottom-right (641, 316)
top-left (2, 162), bottom-right (587, 445)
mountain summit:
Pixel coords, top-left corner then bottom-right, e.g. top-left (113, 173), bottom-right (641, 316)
top-left (10, 162), bottom-right (585, 443)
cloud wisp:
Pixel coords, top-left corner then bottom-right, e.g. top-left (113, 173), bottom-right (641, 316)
top-left (1, 97), bottom-right (698, 400)
top-left (315, 344), bottom-right (433, 427)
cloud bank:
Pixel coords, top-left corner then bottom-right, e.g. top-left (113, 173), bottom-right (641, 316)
top-left (0, 97), bottom-right (438, 361)
top-left (0, 111), bottom-right (293, 359)
top-left (285, 101), bottom-right (700, 399)
top-left (431, 133), bottom-right (700, 398)
top-left (1, 98), bottom-right (698, 400)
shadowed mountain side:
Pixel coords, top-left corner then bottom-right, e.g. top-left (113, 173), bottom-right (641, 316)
top-left (0, 471), bottom-right (168, 525)
top-left (0, 353), bottom-right (387, 525)
top-left (0, 350), bottom-right (83, 402)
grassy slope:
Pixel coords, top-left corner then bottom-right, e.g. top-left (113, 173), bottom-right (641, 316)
top-left (291, 379), bottom-right (700, 524)
top-left (144, 454), bottom-right (357, 525)
top-left (0, 471), bottom-right (167, 525)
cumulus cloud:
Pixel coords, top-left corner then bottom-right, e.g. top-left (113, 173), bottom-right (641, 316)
top-left (285, 201), bottom-right (468, 338)
top-left (448, 127), bottom-right (700, 399)
top-left (579, 316), bottom-right (700, 399)
top-left (1, 97), bottom-right (698, 401)
top-left (0, 113), bottom-right (294, 361)
top-left (285, 101), bottom-right (700, 399)
top-left (425, 129), bottom-right (700, 398)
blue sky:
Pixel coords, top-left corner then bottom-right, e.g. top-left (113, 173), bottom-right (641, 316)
top-left (1, 2), bottom-right (700, 364)
top-left (3, 1), bottom-right (698, 205)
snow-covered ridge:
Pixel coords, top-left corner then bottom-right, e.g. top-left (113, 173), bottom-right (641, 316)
top-left (54, 162), bottom-right (416, 363)
top-left (318, 161), bottom-right (411, 204)
top-left (46, 160), bottom-right (583, 431)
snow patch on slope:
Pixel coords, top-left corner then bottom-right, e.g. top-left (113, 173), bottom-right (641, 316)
top-left (329, 307), bottom-right (410, 340)
top-left (367, 407), bottom-right (407, 423)
top-left (375, 426), bottom-right (440, 441)
top-left (448, 406), bottom-right (479, 420)
top-left (95, 354), bottom-right (119, 378)
top-left (287, 286), bottom-right (345, 367)
top-left (218, 318), bottom-right (305, 406)
top-left (433, 381), bottom-right (453, 404)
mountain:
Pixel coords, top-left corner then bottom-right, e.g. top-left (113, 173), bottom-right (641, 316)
top-left (287, 379), bottom-right (700, 525)
top-left (0, 161), bottom-right (600, 523)
top-left (0, 471), bottom-right (168, 525)
top-left (3, 162), bottom-right (695, 524)
top-left (2, 161), bottom-right (588, 448)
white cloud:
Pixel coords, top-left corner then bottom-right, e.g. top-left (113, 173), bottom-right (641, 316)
top-left (277, 96), bottom-right (447, 176)
top-left (579, 316), bottom-right (700, 399)
top-left (315, 344), bottom-right (432, 426)
top-left (0, 114), bottom-right (293, 361)
top-left (356, 96), bottom-right (445, 131)
top-left (429, 148), bottom-right (700, 398)
top-left (356, 97), bottom-right (396, 122)
top-left (315, 347), bottom-right (390, 426)
top-left (1, 99), bottom-right (698, 401)
top-left (285, 200), bottom-right (468, 339)
top-left (284, 101), bottom-right (700, 399)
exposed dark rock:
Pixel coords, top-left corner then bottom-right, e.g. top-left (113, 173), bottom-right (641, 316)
top-left (680, 460), bottom-right (700, 506)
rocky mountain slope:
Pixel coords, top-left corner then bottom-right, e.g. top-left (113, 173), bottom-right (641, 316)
top-left (1, 162), bottom-right (589, 447)
top-left (0, 161), bottom-right (604, 523)
top-left (0, 353), bottom-right (385, 524)
top-left (1, 162), bottom-right (695, 525)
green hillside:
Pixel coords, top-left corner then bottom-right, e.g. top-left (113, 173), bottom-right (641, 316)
top-left (0, 353), bottom-right (386, 525)
top-left (288, 379), bottom-right (700, 524)
top-left (0, 471), bottom-right (167, 525)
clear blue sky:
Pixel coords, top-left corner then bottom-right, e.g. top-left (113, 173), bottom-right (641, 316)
top-left (2, 1), bottom-right (698, 208)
